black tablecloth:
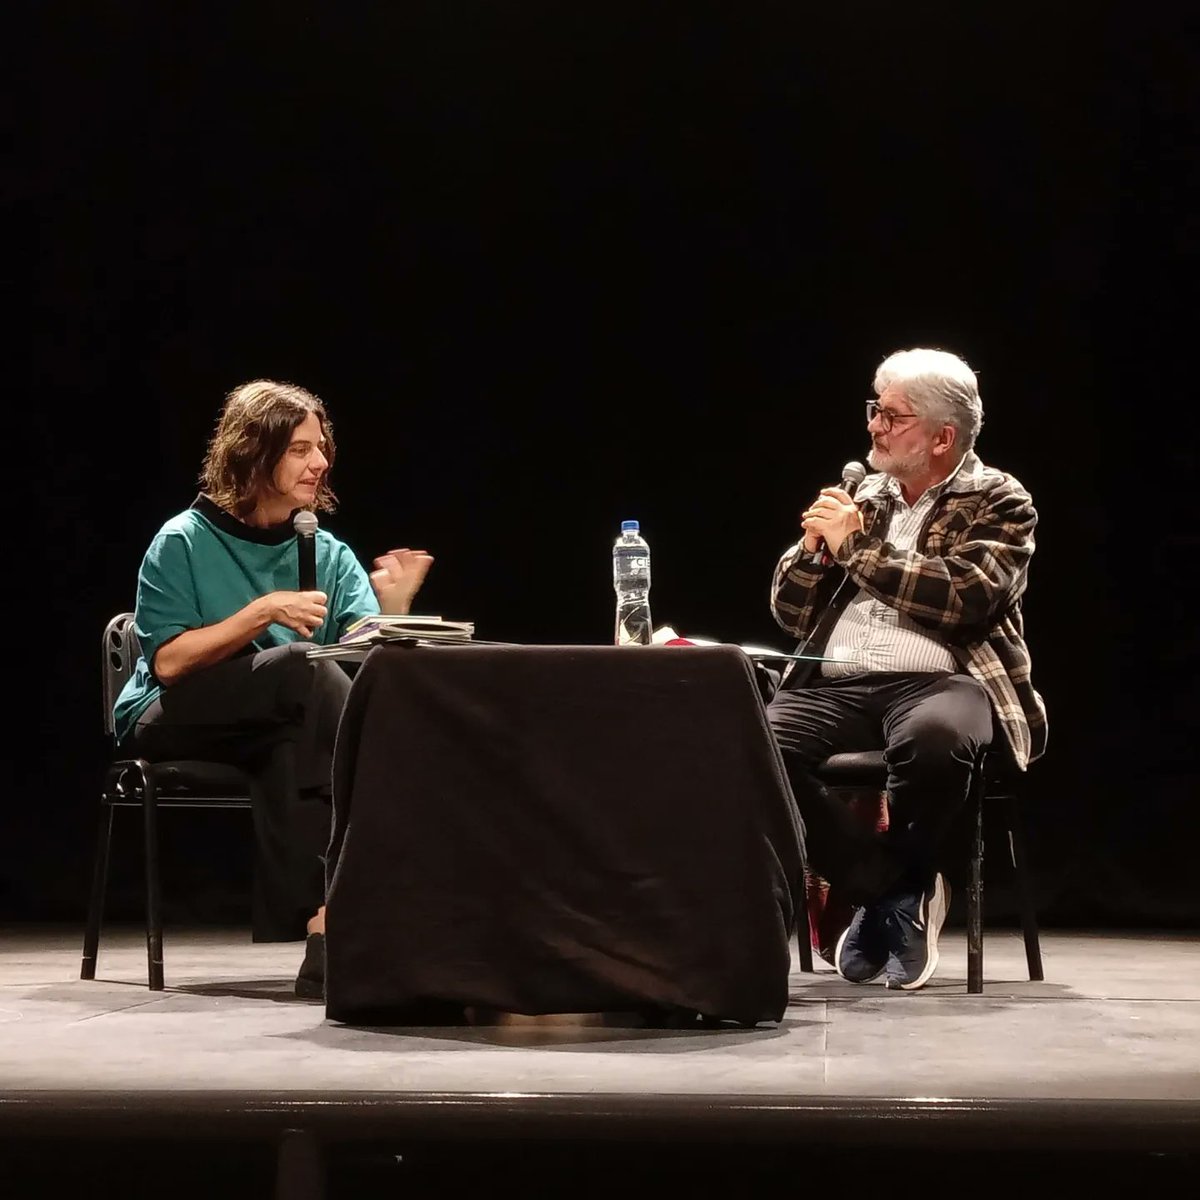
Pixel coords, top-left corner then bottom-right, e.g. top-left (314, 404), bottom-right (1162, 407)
top-left (324, 643), bottom-right (805, 1025)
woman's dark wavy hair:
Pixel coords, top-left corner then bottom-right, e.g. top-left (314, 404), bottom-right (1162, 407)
top-left (201, 380), bottom-right (338, 519)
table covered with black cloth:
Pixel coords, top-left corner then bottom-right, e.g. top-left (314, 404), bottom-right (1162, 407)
top-left (323, 643), bottom-right (806, 1025)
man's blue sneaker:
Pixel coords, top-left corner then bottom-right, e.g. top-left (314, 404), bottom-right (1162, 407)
top-left (834, 904), bottom-right (889, 983)
top-left (883, 873), bottom-right (949, 991)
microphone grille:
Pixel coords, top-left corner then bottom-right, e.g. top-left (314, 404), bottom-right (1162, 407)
top-left (841, 460), bottom-right (868, 487)
top-left (292, 511), bottom-right (319, 536)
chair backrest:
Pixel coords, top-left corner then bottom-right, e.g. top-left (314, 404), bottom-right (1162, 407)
top-left (102, 612), bottom-right (138, 739)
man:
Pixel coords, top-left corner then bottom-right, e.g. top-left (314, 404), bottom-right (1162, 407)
top-left (767, 347), bottom-right (1046, 991)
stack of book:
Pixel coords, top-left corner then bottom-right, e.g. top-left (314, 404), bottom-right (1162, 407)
top-left (307, 614), bottom-right (475, 661)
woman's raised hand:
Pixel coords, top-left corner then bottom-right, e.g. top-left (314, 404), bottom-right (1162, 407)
top-left (369, 548), bottom-right (435, 614)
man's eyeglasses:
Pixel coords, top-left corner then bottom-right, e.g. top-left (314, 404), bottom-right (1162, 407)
top-left (865, 400), bottom-right (920, 433)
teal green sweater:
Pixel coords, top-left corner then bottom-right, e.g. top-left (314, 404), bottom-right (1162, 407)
top-left (114, 496), bottom-right (379, 744)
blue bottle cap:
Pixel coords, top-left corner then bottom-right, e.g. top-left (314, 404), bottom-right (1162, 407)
top-left (621, 520), bottom-right (640, 532)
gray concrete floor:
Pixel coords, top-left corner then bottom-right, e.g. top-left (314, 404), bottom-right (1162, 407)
top-left (2, 925), bottom-right (1198, 1101)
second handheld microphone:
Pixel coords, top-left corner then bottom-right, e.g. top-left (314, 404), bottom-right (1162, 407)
top-left (810, 459), bottom-right (868, 564)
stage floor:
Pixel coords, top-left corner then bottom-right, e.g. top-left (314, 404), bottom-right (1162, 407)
top-left (3, 924), bottom-right (1198, 1102)
top-left (4, 925), bottom-right (1199, 1194)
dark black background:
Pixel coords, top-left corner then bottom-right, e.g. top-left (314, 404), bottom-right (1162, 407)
top-left (10, 4), bottom-right (1199, 928)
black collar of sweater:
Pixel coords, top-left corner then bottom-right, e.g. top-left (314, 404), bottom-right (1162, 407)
top-left (191, 494), bottom-right (305, 546)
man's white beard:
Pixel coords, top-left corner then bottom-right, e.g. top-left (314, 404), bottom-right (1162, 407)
top-left (868, 443), bottom-right (930, 481)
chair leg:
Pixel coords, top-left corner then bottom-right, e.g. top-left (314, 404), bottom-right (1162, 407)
top-left (140, 767), bottom-right (165, 991)
top-left (80, 802), bottom-right (114, 981)
top-left (966, 770), bottom-right (984, 995)
top-left (1004, 792), bottom-right (1045, 982)
top-left (794, 866), bottom-right (815, 973)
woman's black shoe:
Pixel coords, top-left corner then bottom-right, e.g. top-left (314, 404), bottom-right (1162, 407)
top-left (294, 932), bottom-right (325, 999)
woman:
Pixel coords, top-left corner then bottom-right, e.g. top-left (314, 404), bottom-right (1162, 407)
top-left (113, 379), bottom-right (433, 997)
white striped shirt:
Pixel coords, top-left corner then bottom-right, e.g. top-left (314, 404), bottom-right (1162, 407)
top-left (820, 472), bottom-right (959, 679)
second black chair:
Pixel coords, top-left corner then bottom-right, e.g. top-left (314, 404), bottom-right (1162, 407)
top-left (799, 746), bottom-right (1044, 994)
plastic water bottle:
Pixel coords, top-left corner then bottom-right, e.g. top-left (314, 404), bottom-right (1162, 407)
top-left (613, 520), bottom-right (653, 645)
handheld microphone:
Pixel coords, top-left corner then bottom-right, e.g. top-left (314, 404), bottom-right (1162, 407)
top-left (840, 459), bottom-right (868, 498)
top-left (810, 460), bottom-right (868, 564)
top-left (293, 511), bottom-right (318, 591)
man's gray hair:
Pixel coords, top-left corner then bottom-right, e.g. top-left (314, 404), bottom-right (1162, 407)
top-left (873, 348), bottom-right (984, 454)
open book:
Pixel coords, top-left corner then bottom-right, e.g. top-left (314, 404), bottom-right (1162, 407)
top-left (306, 614), bottom-right (475, 661)
top-left (649, 625), bottom-right (854, 663)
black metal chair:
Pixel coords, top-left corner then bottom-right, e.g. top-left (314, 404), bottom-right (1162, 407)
top-left (80, 612), bottom-right (255, 990)
top-left (799, 746), bottom-right (1044, 994)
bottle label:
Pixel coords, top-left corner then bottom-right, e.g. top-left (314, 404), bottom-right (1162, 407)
top-left (615, 601), bottom-right (653, 646)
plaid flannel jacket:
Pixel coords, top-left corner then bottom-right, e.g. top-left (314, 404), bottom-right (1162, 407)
top-left (770, 451), bottom-right (1047, 770)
